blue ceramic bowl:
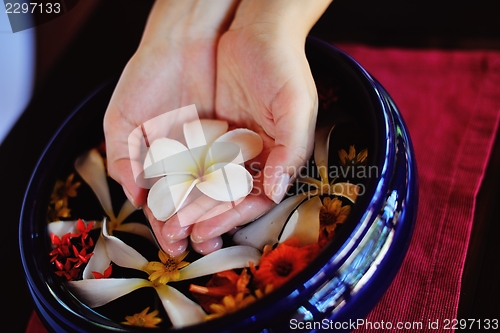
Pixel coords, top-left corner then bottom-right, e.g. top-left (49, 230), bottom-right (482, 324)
top-left (20, 38), bottom-right (417, 332)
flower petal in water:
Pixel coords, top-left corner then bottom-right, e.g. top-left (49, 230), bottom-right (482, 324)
top-left (68, 219), bottom-right (261, 327)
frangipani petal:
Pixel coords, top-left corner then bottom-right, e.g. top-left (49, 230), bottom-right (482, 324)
top-left (179, 246), bottom-right (261, 280)
top-left (184, 119), bottom-right (228, 149)
top-left (116, 222), bottom-right (158, 245)
top-left (298, 177), bottom-right (324, 190)
top-left (330, 182), bottom-right (360, 203)
top-left (115, 200), bottom-right (138, 225)
top-left (67, 278), bottom-right (150, 308)
top-left (279, 196), bottom-right (322, 246)
top-left (82, 235), bottom-right (110, 279)
top-left (155, 285), bottom-right (206, 327)
top-left (148, 174), bottom-right (198, 221)
top-left (47, 220), bottom-right (96, 239)
top-left (213, 128), bottom-right (263, 163)
top-left (143, 138), bottom-right (196, 178)
top-left (204, 142), bottom-right (244, 169)
top-left (75, 149), bottom-right (116, 220)
top-left (196, 163), bottom-right (252, 202)
top-left (102, 222), bottom-right (149, 271)
top-left (314, 125), bottom-right (335, 184)
top-left (232, 193), bottom-right (308, 250)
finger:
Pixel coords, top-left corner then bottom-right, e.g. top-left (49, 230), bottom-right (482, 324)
top-left (160, 238), bottom-right (189, 257)
top-left (262, 74), bottom-right (318, 204)
top-left (104, 102), bottom-right (149, 208)
top-left (190, 236), bottom-right (223, 255)
top-left (110, 159), bottom-right (148, 208)
top-left (191, 172), bottom-right (274, 242)
top-left (143, 204), bottom-right (192, 249)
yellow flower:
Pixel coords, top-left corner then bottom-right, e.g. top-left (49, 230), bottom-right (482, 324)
top-left (319, 197), bottom-right (351, 233)
top-left (145, 250), bottom-right (190, 285)
top-left (254, 284), bottom-right (274, 299)
top-left (49, 200), bottom-right (72, 220)
top-left (205, 292), bottom-right (256, 320)
top-left (51, 173), bottom-right (81, 205)
top-left (48, 173), bottom-right (81, 221)
top-left (338, 145), bottom-right (368, 167)
top-left (122, 307), bottom-right (162, 328)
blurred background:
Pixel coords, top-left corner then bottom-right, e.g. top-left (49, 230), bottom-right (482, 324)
top-left (1, 0), bottom-right (499, 331)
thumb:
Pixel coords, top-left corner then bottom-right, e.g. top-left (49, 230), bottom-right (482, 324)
top-left (263, 79), bottom-right (318, 203)
top-left (104, 105), bottom-right (148, 208)
top-left (109, 158), bottom-right (148, 208)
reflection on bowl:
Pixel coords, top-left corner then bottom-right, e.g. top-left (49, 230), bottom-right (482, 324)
top-left (20, 38), bottom-right (417, 332)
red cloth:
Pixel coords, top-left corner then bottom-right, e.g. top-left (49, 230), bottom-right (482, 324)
top-left (26, 311), bottom-right (48, 333)
top-left (26, 45), bottom-right (500, 332)
top-left (336, 45), bottom-right (500, 332)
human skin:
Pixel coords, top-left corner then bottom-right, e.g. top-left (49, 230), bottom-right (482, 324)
top-left (103, 0), bottom-right (332, 256)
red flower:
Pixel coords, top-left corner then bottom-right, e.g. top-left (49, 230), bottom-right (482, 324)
top-left (72, 245), bottom-right (93, 268)
top-left (54, 258), bottom-right (80, 281)
top-left (73, 219), bottom-right (95, 247)
top-left (92, 264), bottom-right (113, 279)
top-left (49, 219), bottom-right (96, 281)
top-left (49, 232), bottom-right (72, 261)
top-left (251, 242), bottom-right (311, 290)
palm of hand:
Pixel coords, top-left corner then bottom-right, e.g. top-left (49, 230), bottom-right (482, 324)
top-left (185, 28), bottom-right (318, 253)
top-left (106, 27), bottom-right (317, 256)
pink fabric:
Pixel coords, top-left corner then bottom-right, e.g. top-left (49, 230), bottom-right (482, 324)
top-left (26, 46), bottom-right (500, 332)
top-left (336, 45), bottom-right (500, 332)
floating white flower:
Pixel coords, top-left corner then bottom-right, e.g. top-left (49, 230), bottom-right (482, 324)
top-left (144, 119), bottom-right (263, 225)
top-left (68, 220), bottom-right (261, 327)
top-left (233, 125), bottom-right (360, 249)
top-left (47, 148), bottom-right (156, 279)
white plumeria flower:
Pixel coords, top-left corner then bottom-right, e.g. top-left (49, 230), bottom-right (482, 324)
top-left (233, 124), bottom-right (360, 249)
top-left (67, 219), bottom-right (261, 327)
top-left (144, 119), bottom-right (263, 225)
top-left (47, 148), bottom-right (156, 279)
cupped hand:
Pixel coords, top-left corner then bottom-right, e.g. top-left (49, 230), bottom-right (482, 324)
top-left (186, 1), bottom-right (332, 251)
top-left (104, 0), bottom-right (331, 256)
top-left (104, 0), bottom-right (239, 255)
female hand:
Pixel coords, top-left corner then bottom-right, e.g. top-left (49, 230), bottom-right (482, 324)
top-left (104, 0), bottom-right (332, 256)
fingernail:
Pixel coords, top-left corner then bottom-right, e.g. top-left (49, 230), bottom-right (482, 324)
top-left (190, 233), bottom-right (204, 244)
top-left (192, 236), bottom-right (223, 254)
top-left (162, 239), bottom-right (188, 257)
top-left (123, 186), bottom-right (137, 207)
top-left (271, 173), bottom-right (290, 204)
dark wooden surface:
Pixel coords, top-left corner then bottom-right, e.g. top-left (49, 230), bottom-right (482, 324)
top-left (2, 1), bottom-right (499, 331)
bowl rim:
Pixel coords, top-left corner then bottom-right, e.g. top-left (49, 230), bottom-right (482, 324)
top-left (19, 38), bottom-right (416, 332)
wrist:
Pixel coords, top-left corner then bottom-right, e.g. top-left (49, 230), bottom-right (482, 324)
top-left (140, 0), bottom-right (241, 47)
top-left (230, 0), bottom-right (332, 40)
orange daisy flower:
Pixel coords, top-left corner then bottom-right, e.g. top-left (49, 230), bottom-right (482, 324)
top-left (251, 242), bottom-right (310, 289)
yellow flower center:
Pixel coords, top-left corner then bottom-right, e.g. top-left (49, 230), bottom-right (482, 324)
top-left (145, 250), bottom-right (189, 285)
top-left (319, 197), bottom-right (350, 233)
top-left (136, 317), bottom-right (146, 326)
top-left (319, 207), bottom-right (339, 227)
